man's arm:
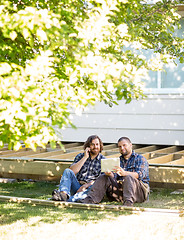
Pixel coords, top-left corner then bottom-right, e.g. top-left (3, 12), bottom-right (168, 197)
top-left (69, 147), bottom-right (90, 175)
top-left (76, 180), bottom-right (95, 192)
top-left (114, 167), bottom-right (139, 179)
top-left (114, 167), bottom-right (139, 178)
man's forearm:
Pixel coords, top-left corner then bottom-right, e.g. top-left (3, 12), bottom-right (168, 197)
top-left (69, 156), bottom-right (88, 174)
top-left (77, 181), bottom-right (95, 193)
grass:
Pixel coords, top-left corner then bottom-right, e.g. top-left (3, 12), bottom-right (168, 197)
top-left (0, 181), bottom-right (183, 225)
top-left (0, 181), bottom-right (129, 225)
top-left (0, 181), bottom-right (184, 240)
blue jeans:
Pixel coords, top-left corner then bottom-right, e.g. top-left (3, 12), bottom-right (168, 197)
top-left (59, 168), bottom-right (91, 202)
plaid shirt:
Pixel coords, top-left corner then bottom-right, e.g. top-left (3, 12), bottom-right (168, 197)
top-left (71, 152), bottom-right (105, 183)
top-left (118, 151), bottom-right (149, 185)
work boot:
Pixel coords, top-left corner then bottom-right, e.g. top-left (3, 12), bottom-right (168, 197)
top-left (52, 189), bottom-right (68, 201)
top-left (78, 196), bottom-right (95, 204)
top-left (123, 200), bottom-right (133, 207)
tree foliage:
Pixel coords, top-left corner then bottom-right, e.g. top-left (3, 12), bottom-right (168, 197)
top-left (0, 0), bottom-right (183, 150)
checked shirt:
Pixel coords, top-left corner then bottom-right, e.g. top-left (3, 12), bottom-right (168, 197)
top-left (71, 152), bottom-right (105, 183)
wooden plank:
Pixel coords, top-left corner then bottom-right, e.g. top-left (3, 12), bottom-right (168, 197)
top-left (45, 150), bottom-right (83, 160)
top-left (0, 195), bottom-right (182, 214)
top-left (148, 154), bottom-right (174, 164)
top-left (149, 146), bottom-right (180, 154)
top-left (25, 150), bottom-right (66, 158)
top-left (135, 145), bottom-right (158, 153)
top-left (165, 158), bottom-right (184, 166)
top-left (148, 153), bottom-right (184, 164)
top-left (1, 148), bottom-right (46, 157)
top-left (26, 145), bottom-right (84, 158)
top-left (0, 147), bottom-right (30, 156)
top-left (173, 150), bottom-right (184, 155)
top-left (105, 153), bottom-right (121, 158)
top-left (103, 144), bottom-right (117, 150)
top-left (61, 142), bottom-right (83, 148)
top-left (149, 166), bottom-right (184, 184)
top-left (27, 146), bottom-right (84, 159)
top-left (0, 158), bottom-right (184, 184)
top-left (0, 159), bottom-right (70, 177)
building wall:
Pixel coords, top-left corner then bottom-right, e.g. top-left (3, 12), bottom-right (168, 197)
top-left (59, 93), bottom-right (184, 146)
top-left (59, 5), bottom-right (184, 146)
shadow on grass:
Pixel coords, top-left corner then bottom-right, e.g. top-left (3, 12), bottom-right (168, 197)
top-left (0, 181), bottom-right (183, 226)
top-left (0, 181), bottom-right (132, 226)
top-left (0, 201), bottom-right (131, 226)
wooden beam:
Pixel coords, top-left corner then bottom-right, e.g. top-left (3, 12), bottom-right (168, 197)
top-left (0, 195), bottom-right (182, 215)
top-left (103, 144), bottom-right (117, 150)
top-left (135, 145), bottom-right (158, 153)
top-left (150, 146), bottom-right (182, 155)
top-left (148, 154), bottom-right (174, 164)
top-left (149, 166), bottom-right (184, 184)
top-left (105, 153), bottom-right (121, 158)
top-left (46, 150), bottom-right (83, 160)
top-left (0, 159), bottom-right (70, 177)
top-left (1, 148), bottom-right (46, 157)
top-left (165, 158), bottom-right (184, 166)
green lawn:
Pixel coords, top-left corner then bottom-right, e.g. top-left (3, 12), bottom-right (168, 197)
top-left (0, 181), bottom-right (183, 225)
top-left (0, 181), bottom-right (183, 240)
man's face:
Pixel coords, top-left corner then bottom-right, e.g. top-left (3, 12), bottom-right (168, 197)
top-left (118, 139), bottom-right (132, 158)
top-left (89, 138), bottom-right (101, 155)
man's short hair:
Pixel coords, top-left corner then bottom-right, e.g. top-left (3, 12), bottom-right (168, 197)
top-left (118, 137), bottom-right (132, 144)
top-left (84, 135), bottom-right (103, 152)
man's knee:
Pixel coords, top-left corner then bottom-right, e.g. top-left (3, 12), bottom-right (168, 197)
top-left (63, 168), bottom-right (75, 176)
top-left (98, 174), bottom-right (110, 182)
top-left (124, 175), bottom-right (136, 184)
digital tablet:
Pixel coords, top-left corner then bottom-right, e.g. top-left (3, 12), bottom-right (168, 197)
top-left (101, 158), bottom-right (120, 172)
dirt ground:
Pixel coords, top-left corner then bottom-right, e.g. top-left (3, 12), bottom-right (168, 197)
top-left (1, 210), bottom-right (183, 240)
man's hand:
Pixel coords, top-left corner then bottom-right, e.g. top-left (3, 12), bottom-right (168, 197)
top-left (77, 185), bottom-right (87, 193)
top-left (113, 166), bottom-right (126, 176)
top-left (84, 147), bottom-right (90, 159)
top-left (105, 171), bottom-right (114, 178)
top-left (77, 181), bottom-right (94, 193)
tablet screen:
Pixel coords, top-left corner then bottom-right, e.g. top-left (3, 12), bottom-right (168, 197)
top-left (101, 158), bottom-right (120, 172)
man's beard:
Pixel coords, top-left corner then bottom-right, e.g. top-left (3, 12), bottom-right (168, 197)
top-left (121, 150), bottom-right (128, 156)
top-left (91, 148), bottom-right (100, 155)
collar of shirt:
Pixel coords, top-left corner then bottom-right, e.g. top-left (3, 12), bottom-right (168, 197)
top-left (120, 150), bottom-right (135, 162)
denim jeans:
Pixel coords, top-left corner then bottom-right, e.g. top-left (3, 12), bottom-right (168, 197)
top-left (59, 168), bottom-right (92, 202)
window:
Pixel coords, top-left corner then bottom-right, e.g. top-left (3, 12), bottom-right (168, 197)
top-left (143, 18), bottom-right (184, 92)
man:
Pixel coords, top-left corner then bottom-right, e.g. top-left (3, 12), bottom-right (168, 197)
top-left (80, 137), bottom-right (150, 206)
top-left (51, 135), bottom-right (105, 202)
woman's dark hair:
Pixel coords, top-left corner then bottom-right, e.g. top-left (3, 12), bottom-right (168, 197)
top-left (118, 137), bottom-right (132, 144)
top-left (84, 135), bottom-right (103, 152)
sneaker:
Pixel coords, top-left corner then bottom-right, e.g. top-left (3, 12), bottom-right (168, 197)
top-left (123, 200), bottom-right (133, 207)
top-left (52, 189), bottom-right (68, 201)
top-left (78, 196), bottom-right (95, 204)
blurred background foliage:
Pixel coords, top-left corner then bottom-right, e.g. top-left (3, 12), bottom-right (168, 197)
top-left (0, 0), bottom-right (183, 150)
